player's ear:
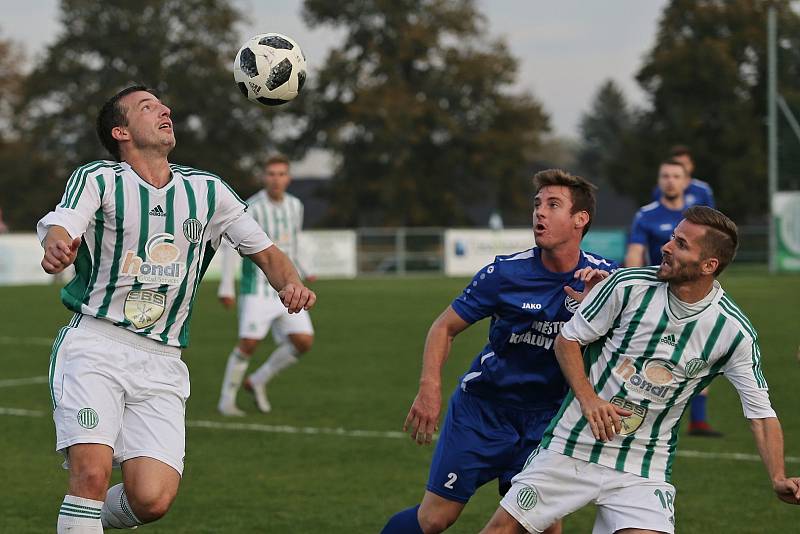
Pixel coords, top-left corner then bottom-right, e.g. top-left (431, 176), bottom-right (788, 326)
top-left (111, 126), bottom-right (129, 142)
top-left (701, 257), bottom-right (718, 276)
top-left (574, 210), bottom-right (589, 230)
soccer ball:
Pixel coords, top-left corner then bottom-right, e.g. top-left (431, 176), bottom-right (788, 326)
top-left (233, 33), bottom-right (307, 106)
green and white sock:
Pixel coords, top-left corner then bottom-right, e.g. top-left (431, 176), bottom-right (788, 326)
top-left (57, 495), bottom-right (103, 533)
top-left (250, 343), bottom-right (299, 386)
top-left (101, 483), bottom-right (143, 529)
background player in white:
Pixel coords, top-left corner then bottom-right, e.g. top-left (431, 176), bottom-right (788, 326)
top-left (481, 206), bottom-right (800, 533)
top-left (39, 85), bottom-right (315, 533)
top-left (216, 154), bottom-right (315, 415)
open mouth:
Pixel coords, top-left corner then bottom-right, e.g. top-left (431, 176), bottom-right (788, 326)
top-left (159, 122), bottom-right (172, 130)
top-left (535, 223), bottom-right (546, 232)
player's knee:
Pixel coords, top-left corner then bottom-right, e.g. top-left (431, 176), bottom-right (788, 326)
top-left (290, 334), bottom-right (313, 354)
top-left (69, 464), bottom-right (112, 498)
top-left (238, 339), bottom-right (259, 355)
top-left (127, 487), bottom-right (176, 523)
top-left (417, 507), bottom-right (458, 534)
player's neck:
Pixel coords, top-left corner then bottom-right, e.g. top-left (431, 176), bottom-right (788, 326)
top-left (660, 195), bottom-right (684, 211)
top-left (266, 190), bottom-right (285, 202)
top-left (667, 277), bottom-right (715, 304)
top-left (123, 153), bottom-right (171, 189)
top-left (539, 245), bottom-right (581, 274)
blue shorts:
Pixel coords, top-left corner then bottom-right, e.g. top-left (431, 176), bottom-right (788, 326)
top-left (426, 388), bottom-right (557, 503)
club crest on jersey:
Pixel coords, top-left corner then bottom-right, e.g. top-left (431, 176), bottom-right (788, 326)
top-left (120, 233), bottom-right (185, 285)
top-left (123, 289), bottom-right (166, 329)
top-left (183, 218), bottom-right (203, 244)
top-left (614, 357), bottom-right (675, 402)
top-left (564, 295), bottom-right (580, 313)
top-left (685, 358), bottom-right (708, 379)
top-left (610, 396), bottom-right (647, 435)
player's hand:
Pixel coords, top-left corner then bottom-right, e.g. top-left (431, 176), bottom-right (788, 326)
top-left (403, 385), bottom-right (441, 445)
top-left (278, 283), bottom-right (316, 313)
top-left (579, 393), bottom-right (632, 442)
top-left (773, 477), bottom-right (800, 504)
top-left (564, 268), bottom-right (610, 304)
top-left (41, 236), bottom-right (81, 274)
top-left (218, 296), bottom-right (235, 309)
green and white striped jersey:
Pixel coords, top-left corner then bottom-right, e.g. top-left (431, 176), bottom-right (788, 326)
top-left (541, 266), bottom-right (774, 482)
top-left (38, 160), bottom-right (271, 348)
top-left (235, 190), bottom-right (305, 298)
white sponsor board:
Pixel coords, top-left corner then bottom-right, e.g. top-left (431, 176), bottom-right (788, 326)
top-left (444, 229), bottom-right (534, 276)
top-left (0, 231), bottom-right (357, 286)
top-left (203, 230), bottom-right (357, 280)
top-left (0, 234), bottom-right (74, 285)
top-left (774, 191), bottom-right (800, 272)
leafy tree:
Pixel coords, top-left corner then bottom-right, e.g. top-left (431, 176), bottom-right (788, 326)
top-left (12, 0), bottom-right (275, 228)
top-left (295, 0), bottom-right (550, 227)
top-left (609, 0), bottom-right (800, 220)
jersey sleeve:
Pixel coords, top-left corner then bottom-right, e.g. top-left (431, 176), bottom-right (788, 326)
top-left (209, 180), bottom-right (272, 255)
top-left (36, 167), bottom-right (105, 242)
top-left (450, 261), bottom-right (501, 324)
top-left (628, 211), bottom-right (648, 245)
top-left (561, 273), bottom-right (627, 345)
top-left (722, 337), bottom-right (776, 419)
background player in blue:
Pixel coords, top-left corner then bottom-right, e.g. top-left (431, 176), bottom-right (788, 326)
top-left (650, 145), bottom-right (715, 208)
top-left (381, 169), bottom-right (618, 534)
top-left (626, 159), bottom-right (690, 267)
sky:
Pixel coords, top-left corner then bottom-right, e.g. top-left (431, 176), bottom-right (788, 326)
top-left (2, 0), bottom-right (668, 173)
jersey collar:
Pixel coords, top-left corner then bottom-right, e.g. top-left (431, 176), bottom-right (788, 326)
top-left (120, 161), bottom-right (177, 193)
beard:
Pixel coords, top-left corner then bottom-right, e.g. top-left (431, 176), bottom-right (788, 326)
top-left (657, 256), bottom-right (703, 283)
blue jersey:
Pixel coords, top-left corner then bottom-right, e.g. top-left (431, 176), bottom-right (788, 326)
top-left (629, 201), bottom-right (684, 265)
top-left (651, 178), bottom-right (714, 208)
top-left (450, 247), bottom-right (617, 409)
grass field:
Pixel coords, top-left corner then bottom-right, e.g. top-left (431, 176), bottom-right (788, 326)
top-left (1, 268), bottom-right (799, 532)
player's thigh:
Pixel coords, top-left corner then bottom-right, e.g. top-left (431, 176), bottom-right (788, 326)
top-left (272, 308), bottom-right (314, 346)
top-left (501, 448), bottom-right (600, 534)
top-left (427, 391), bottom-right (518, 503)
top-left (52, 328), bottom-right (126, 454)
top-left (418, 490), bottom-right (467, 531)
top-left (66, 443), bottom-right (114, 498)
top-left (122, 456), bottom-right (181, 513)
top-left (593, 475), bottom-right (676, 534)
top-left (116, 353), bottom-right (190, 476)
top-left (237, 295), bottom-right (279, 340)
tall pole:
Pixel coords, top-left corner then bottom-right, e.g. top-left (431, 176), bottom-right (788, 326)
top-left (767, 5), bottom-right (778, 272)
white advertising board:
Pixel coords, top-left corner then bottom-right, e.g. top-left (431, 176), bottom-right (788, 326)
top-left (444, 229), bottom-right (534, 276)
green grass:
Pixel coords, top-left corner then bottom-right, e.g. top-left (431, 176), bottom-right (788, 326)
top-left (0, 268), bottom-right (799, 532)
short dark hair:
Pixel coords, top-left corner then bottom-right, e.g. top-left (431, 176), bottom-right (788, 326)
top-left (96, 84), bottom-right (155, 161)
top-left (660, 158), bottom-right (688, 175)
top-left (532, 169), bottom-right (597, 236)
top-left (683, 206), bottom-right (739, 276)
top-left (264, 154), bottom-right (290, 168)
top-left (669, 145), bottom-right (692, 159)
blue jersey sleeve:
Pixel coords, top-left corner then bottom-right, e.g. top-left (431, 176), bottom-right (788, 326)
top-left (628, 211), bottom-right (648, 245)
top-left (450, 261), bottom-right (501, 324)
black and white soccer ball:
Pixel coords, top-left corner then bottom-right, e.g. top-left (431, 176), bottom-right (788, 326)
top-left (233, 33), bottom-right (307, 106)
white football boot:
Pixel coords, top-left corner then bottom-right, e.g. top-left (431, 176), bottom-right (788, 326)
top-left (244, 377), bottom-right (272, 413)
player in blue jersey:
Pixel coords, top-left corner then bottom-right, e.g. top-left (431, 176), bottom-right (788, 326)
top-left (632, 157), bottom-right (722, 436)
top-left (380, 169), bottom-right (618, 534)
top-left (626, 159), bottom-right (690, 268)
top-left (650, 145), bottom-right (714, 208)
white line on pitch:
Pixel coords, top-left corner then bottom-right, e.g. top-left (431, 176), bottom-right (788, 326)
top-left (0, 336), bottom-right (53, 346)
top-left (0, 407), bottom-right (797, 465)
top-left (0, 376), bottom-right (48, 387)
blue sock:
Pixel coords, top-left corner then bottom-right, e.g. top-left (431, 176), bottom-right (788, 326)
top-left (690, 394), bottom-right (707, 423)
top-left (381, 505), bottom-right (423, 534)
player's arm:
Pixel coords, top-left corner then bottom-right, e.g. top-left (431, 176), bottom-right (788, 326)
top-left (247, 245), bottom-right (315, 313)
top-left (41, 225), bottom-right (82, 274)
top-left (624, 243), bottom-right (646, 267)
top-left (554, 334), bottom-right (630, 441)
top-left (749, 417), bottom-right (800, 504)
top-left (403, 306), bottom-right (470, 445)
top-left (217, 242), bottom-right (238, 309)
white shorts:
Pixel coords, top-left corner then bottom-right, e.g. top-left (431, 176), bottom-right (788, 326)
top-left (501, 448), bottom-right (676, 534)
top-left (237, 294), bottom-right (313, 343)
top-left (49, 315), bottom-right (190, 475)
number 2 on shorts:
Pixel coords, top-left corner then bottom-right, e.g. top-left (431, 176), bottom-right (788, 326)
top-left (444, 472), bottom-right (458, 489)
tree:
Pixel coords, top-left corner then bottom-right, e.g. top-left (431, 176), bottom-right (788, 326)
top-left (576, 80), bottom-right (633, 185)
top-left (611, 0), bottom-right (800, 221)
top-left (294, 0), bottom-right (550, 227)
top-left (12, 0), bottom-right (276, 228)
